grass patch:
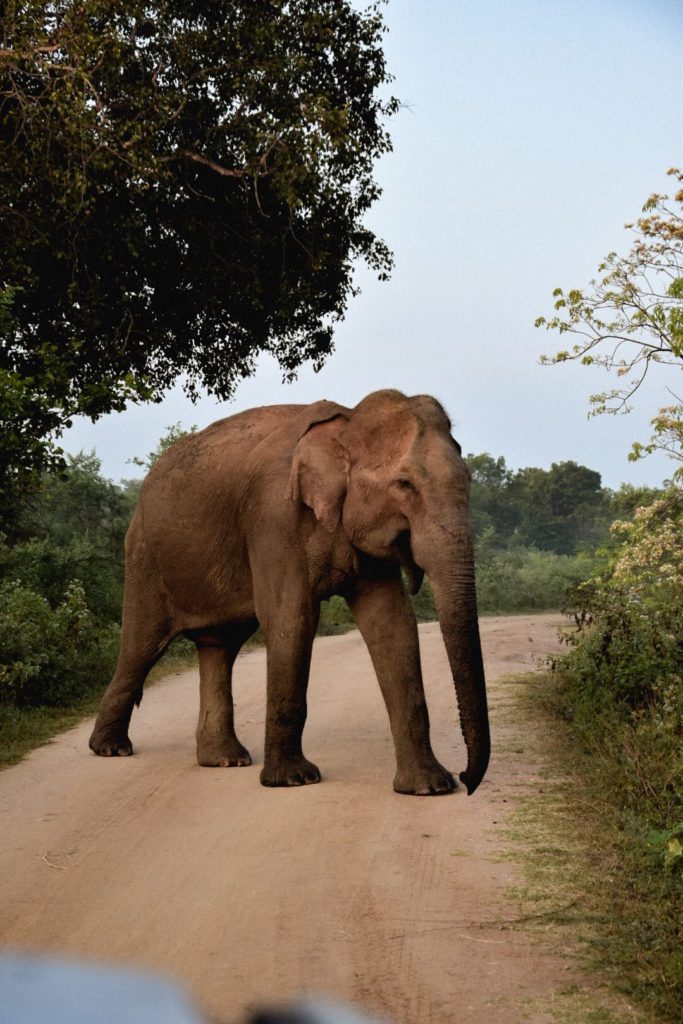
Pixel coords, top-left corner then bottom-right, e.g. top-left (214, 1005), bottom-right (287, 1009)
top-left (505, 671), bottom-right (681, 1024)
top-left (0, 639), bottom-right (197, 770)
top-left (0, 699), bottom-right (102, 767)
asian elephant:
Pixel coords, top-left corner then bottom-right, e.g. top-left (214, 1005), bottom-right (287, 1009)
top-left (89, 390), bottom-right (490, 795)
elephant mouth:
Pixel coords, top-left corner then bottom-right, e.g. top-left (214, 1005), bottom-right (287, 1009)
top-left (395, 530), bottom-right (424, 595)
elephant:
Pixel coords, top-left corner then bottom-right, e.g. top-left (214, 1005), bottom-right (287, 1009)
top-left (89, 389), bottom-right (490, 795)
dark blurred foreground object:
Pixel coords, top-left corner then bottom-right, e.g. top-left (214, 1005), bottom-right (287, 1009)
top-left (0, 952), bottom-right (387, 1024)
top-left (0, 952), bottom-right (205, 1024)
top-left (248, 996), bottom-right (386, 1024)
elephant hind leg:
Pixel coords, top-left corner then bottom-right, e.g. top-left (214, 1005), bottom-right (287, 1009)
top-left (89, 573), bottom-right (174, 757)
top-left (195, 621), bottom-right (258, 767)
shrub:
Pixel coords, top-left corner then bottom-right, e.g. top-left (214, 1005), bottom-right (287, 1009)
top-left (475, 547), bottom-right (597, 613)
top-left (316, 547), bottom-right (596, 634)
top-left (318, 581), bottom-right (440, 633)
top-left (547, 491), bottom-right (683, 1015)
top-left (0, 580), bottom-right (118, 707)
top-left (555, 492), bottom-right (683, 721)
top-left (318, 595), bottom-right (356, 635)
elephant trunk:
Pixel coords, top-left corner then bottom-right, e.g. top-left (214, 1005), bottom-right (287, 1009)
top-left (415, 525), bottom-right (490, 794)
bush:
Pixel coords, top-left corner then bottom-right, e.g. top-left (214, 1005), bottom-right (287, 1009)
top-left (1, 533), bottom-right (125, 622)
top-left (317, 581), bottom-right (441, 634)
top-left (555, 492), bottom-right (683, 724)
top-left (316, 547), bottom-right (596, 635)
top-left (318, 595), bottom-right (356, 636)
top-left (475, 546), bottom-right (597, 613)
top-left (0, 580), bottom-right (119, 707)
top-left (547, 491), bottom-right (683, 1016)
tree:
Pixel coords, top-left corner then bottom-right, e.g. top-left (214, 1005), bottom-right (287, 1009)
top-left (607, 482), bottom-right (663, 521)
top-left (506, 462), bottom-right (607, 554)
top-left (466, 453), bottom-right (513, 543)
top-left (1, 450), bottom-right (132, 617)
top-left (0, 1), bottom-right (396, 464)
top-left (1, 284), bottom-right (73, 527)
top-left (467, 452), bottom-right (611, 555)
top-left (537, 168), bottom-right (683, 475)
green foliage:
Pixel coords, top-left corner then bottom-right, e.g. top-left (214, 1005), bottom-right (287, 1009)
top-left (319, 548), bottom-right (599, 628)
top-left (0, 0), bottom-right (396, 440)
top-left (2, 451), bottom-right (133, 617)
top-left (0, 579), bottom-right (119, 707)
top-left (468, 453), bottom-right (612, 556)
top-left (129, 422), bottom-right (197, 472)
top-left (411, 552), bottom-right (596, 618)
top-left (556, 491), bottom-right (683, 717)
top-left (411, 578), bottom-right (436, 621)
top-left (318, 594), bottom-right (355, 635)
top-left (476, 547), bottom-right (597, 613)
top-left (0, 451), bottom-right (131, 715)
top-left (0, 286), bottom-right (70, 528)
top-left (0, 701), bottom-right (101, 766)
top-left (546, 490), bottom-right (683, 1016)
top-left (507, 462), bottom-right (607, 554)
top-left (538, 168), bottom-right (683, 476)
top-left (464, 452), bottom-right (650, 615)
top-left (606, 482), bottom-right (663, 520)
top-left (467, 453), bottom-right (515, 541)
top-left (647, 822), bottom-right (683, 872)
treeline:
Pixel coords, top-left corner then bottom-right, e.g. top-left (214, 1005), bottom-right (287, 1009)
top-left (466, 454), bottom-right (661, 614)
top-left (0, 441), bottom-right (662, 722)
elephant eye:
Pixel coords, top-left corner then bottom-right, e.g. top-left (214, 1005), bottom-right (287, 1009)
top-left (396, 477), bottom-right (417, 493)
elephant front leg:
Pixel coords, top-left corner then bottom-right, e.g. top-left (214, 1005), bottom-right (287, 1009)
top-left (348, 570), bottom-right (457, 795)
top-left (196, 641), bottom-right (252, 768)
top-left (260, 613), bottom-right (321, 787)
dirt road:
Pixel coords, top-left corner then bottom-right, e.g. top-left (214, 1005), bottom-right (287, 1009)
top-left (1, 615), bottom-right (570, 1023)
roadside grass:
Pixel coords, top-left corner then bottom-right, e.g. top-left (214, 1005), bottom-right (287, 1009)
top-left (499, 670), bottom-right (681, 1024)
top-left (0, 640), bottom-right (197, 769)
top-left (0, 700), bottom-right (102, 767)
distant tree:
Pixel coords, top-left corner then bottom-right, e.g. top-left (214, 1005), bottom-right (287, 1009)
top-left (607, 482), bottom-right (663, 522)
top-left (467, 453), bottom-right (511, 489)
top-left (466, 453), bottom-right (513, 543)
top-left (0, 1), bottom-right (396, 509)
top-left (508, 461), bottom-right (607, 554)
top-left (129, 423), bottom-right (197, 472)
top-left (467, 453), bottom-right (610, 555)
top-left (537, 169), bottom-right (683, 476)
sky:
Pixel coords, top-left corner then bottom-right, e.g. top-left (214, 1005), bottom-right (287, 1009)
top-left (65, 0), bottom-right (683, 490)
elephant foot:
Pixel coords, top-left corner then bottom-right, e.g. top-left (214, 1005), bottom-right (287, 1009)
top-left (89, 730), bottom-right (134, 757)
top-left (393, 760), bottom-right (458, 796)
top-left (197, 739), bottom-right (252, 768)
top-left (260, 756), bottom-right (321, 788)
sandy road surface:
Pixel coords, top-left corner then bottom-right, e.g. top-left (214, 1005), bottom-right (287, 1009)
top-left (1, 615), bottom-right (570, 1023)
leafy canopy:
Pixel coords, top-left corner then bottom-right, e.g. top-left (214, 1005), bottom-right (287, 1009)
top-left (1, 1), bottom-right (396, 397)
top-left (537, 168), bottom-right (683, 474)
top-left (467, 453), bottom-right (611, 556)
top-left (0, 0), bottom-right (396, 515)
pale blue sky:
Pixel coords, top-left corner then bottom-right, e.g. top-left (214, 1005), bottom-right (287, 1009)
top-left (66, 0), bottom-right (683, 489)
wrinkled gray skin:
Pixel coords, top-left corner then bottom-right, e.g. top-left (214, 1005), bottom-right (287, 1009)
top-left (90, 390), bottom-right (490, 795)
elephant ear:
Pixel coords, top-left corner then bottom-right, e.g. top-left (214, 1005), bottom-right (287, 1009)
top-left (287, 413), bottom-right (350, 533)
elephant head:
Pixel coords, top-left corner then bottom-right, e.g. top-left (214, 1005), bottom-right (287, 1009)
top-left (289, 389), bottom-right (490, 794)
